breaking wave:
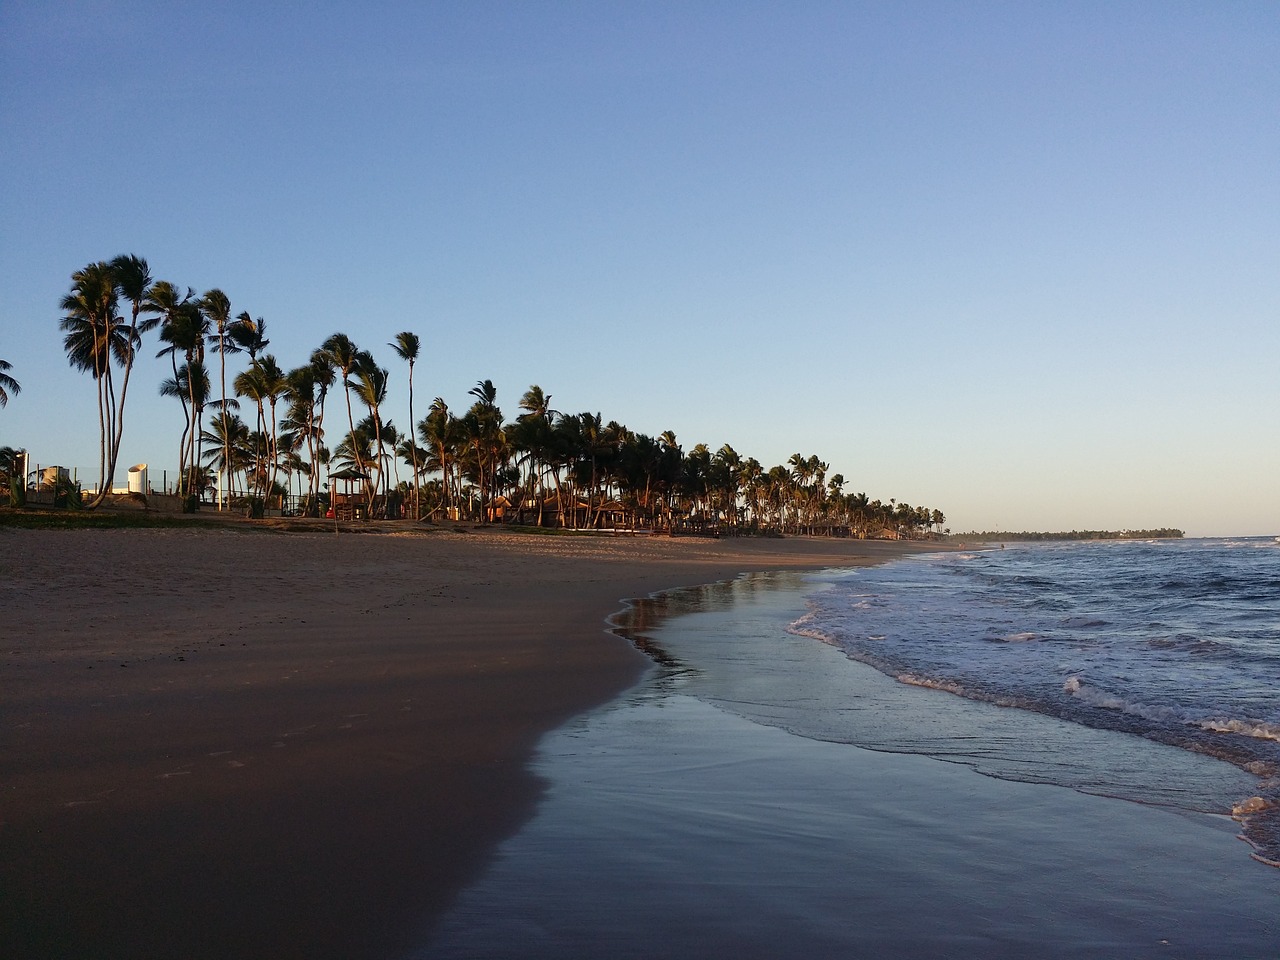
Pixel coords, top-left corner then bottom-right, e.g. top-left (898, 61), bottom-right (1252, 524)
top-left (791, 538), bottom-right (1280, 864)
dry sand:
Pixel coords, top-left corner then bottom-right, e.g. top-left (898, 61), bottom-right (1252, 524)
top-left (0, 524), bottom-right (932, 959)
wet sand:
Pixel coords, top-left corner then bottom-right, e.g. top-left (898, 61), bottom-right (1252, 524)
top-left (0, 525), bottom-right (926, 959)
top-left (422, 573), bottom-right (1280, 958)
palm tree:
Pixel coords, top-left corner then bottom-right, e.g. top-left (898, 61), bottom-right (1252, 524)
top-left (419, 398), bottom-right (457, 519)
top-left (231, 313), bottom-right (269, 359)
top-left (382, 420), bottom-right (402, 483)
top-left (306, 348), bottom-right (337, 506)
top-left (350, 352), bottom-right (389, 509)
top-left (576, 412), bottom-right (615, 528)
top-left (233, 354), bottom-right (288, 505)
top-left (389, 331), bottom-right (421, 518)
top-left (737, 457), bottom-right (763, 530)
top-left (282, 364), bottom-right (325, 514)
top-left (57, 259), bottom-right (157, 506)
top-left (318, 334), bottom-right (367, 493)
top-left (0, 359), bottom-right (19, 407)
top-left (256, 355), bottom-right (289, 500)
top-left (59, 262), bottom-right (126, 505)
top-left (158, 356), bottom-right (210, 492)
top-left (200, 290), bottom-right (237, 508)
top-left (514, 384), bottom-right (558, 524)
top-left (200, 413), bottom-right (251, 497)
top-left (713, 443), bottom-right (743, 529)
top-left (102, 255), bottom-right (158, 497)
top-left (465, 380), bottom-right (503, 521)
top-left (155, 297), bottom-right (209, 496)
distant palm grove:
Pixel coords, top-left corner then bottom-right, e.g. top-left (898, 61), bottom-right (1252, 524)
top-left (44, 255), bottom-right (947, 538)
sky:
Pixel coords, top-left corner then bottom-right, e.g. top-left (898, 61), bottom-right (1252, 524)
top-left (1, 1), bottom-right (1277, 537)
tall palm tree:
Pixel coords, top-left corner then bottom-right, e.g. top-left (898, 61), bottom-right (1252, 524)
top-left (282, 364), bottom-right (325, 514)
top-left (155, 298), bottom-right (209, 496)
top-left (103, 255), bottom-right (157, 497)
top-left (576, 412), bottom-right (614, 528)
top-left (738, 457), bottom-right (763, 530)
top-left (389, 332), bottom-right (420, 518)
top-left (318, 334), bottom-right (367, 494)
top-left (515, 384), bottom-right (558, 524)
top-left (466, 380), bottom-right (503, 521)
top-left (58, 259), bottom-right (156, 506)
top-left (256, 355), bottom-right (288, 500)
top-left (200, 290), bottom-right (237, 508)
top-left (307, 348), bottom-right (337, 505)
top-left (0, 359), bottom-right (19, 407)
top-left (59, 261), bottom-right (126, 505)
top-left (419, 397), bottom-right (456, 519)
top-left (713, 443), bottom-right (743, 529)
top-left (233, 354), bottom-right (288, 504)
top-left (160, 359), bottom-right (210, 494)
top-left (350, 351), bottom-right (389, 509)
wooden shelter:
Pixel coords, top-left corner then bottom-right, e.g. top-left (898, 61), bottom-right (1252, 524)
top-left (327, 467), bottom-right (370, 520)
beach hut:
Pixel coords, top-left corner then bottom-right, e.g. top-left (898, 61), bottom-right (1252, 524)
top-left (327, 467), bottom-right (370, 520)
top-left (486, 494), bottom-right (513, 522)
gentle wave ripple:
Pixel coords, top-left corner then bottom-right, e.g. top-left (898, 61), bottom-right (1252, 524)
top-left (793, 538), bottom-right (1280, 864)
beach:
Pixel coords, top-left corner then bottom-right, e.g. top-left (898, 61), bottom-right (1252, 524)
top-left (0, 525), bottom-right (929, 959)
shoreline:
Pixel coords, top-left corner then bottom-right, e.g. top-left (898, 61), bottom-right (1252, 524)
top-left (426, 563), bottom-right (1280, 958)
top-left (0, 526), bottom-right (938, 959)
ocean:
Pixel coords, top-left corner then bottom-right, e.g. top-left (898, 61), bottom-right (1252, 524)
top-left (790, 537), bottom-right (1280, 864)
top-left (420, 539), bottom-right (1280, 958)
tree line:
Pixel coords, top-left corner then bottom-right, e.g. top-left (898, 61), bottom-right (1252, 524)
top-left (47, 254), bottom-right (946, 537)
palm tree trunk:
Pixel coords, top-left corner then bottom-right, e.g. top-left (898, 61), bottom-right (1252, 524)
top-left (220, 348), bottom-right (229, 510)
top-left (407, 364), bottom-right (418, 520)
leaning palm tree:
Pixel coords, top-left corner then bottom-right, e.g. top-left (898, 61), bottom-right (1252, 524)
top-left (389, 331), bottom-right (421, 518)
top-left (0, 359), bottom-right (19, 407)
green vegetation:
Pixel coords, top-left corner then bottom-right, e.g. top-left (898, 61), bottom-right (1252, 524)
top-left (44, 254), bottom-right (946, 538)
top-left (956, 529), bottom-right (1184, 542)
top-left (0, 509), bottom-right (228, 530)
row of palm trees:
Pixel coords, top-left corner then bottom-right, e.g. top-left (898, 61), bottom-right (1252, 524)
top-left (53, 255), bottom-right (946, 537)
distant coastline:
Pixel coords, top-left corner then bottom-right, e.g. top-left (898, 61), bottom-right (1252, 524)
top-left (955, 528), bottom-right (1184, 542)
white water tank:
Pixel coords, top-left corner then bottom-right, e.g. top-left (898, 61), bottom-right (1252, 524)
top-left (128, 463), bottom-right (148, 494)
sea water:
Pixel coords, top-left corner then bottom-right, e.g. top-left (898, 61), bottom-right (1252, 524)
top-left (787, 538), bottom-right (1280, 864)
top-left (421, 540), bottom-right (1280, 957)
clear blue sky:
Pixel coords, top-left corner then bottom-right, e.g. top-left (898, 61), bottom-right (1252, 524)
top-left (2, 2), bottom-right (1276, 536)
